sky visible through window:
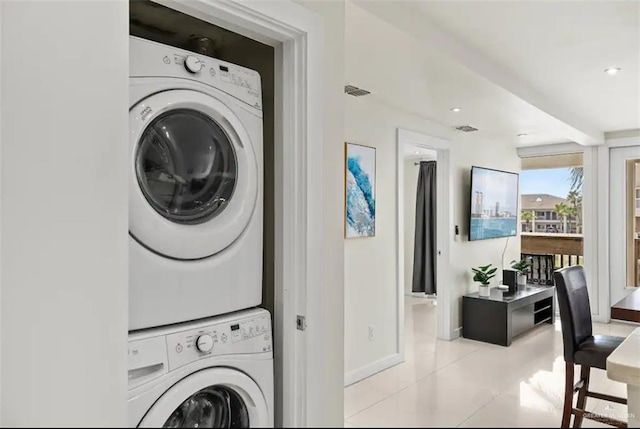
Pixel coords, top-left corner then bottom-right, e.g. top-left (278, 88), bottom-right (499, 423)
top-left (520, 167), bottom-right (572, 198)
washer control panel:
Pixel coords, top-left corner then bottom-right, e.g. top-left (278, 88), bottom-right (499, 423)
top-left (131, 36), bottom-right (262, 112)
top-left (128, 309), bottom-right (272, 390)
top-left (165, 311), bottom-right (272, 371)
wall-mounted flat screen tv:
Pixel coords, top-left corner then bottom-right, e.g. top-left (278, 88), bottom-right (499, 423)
top-left (469, 166), bottom-right (519, 241)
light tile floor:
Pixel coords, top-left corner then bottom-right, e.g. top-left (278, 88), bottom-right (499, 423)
top-left (344, 296), bottom-right (637, 428)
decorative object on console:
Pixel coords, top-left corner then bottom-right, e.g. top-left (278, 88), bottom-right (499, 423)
top-left (502, 269), bottom-right (518, 294)
top-left (472, 264), bottom-right (497, 297)
top-left (345, 142), bottom-right (376, 238)
top-left (511, 258), bottom-right (532, 287)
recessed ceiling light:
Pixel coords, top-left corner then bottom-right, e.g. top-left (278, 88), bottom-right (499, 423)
top-left (605, 67), bottom-right (621, 75)
top-left (415, 151), bottom-right (420, 154)
top-left (517, 133), bottom-right (528, 137)
top-left (450, 107), bottom-right (461, 112)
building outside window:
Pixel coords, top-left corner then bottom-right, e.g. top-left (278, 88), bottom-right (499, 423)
top-left (520, 154), bottom-right (584, 270)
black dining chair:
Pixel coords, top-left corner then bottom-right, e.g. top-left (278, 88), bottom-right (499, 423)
top-left (554, 266), bottom-right (628, 428)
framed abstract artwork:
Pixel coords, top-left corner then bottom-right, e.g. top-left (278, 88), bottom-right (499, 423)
top-left (345, 142), bottom-right (376, 238)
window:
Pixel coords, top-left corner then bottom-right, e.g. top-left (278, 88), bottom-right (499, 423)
top-left (520, 153), bottom-right (584, 269)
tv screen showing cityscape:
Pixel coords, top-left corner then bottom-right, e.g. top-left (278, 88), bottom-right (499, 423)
top-left (469, 166), bottom-right (519, 241)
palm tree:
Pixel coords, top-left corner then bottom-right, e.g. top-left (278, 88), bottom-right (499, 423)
top-left (566, 189), bottom-right (583, 233)
top-left (554, 202), bottom-right (570, 233)
top-left (521, 210), bottom-right (534, 232)
top-left (570, 167), bottom-right (583, 192)
top-left (564, 205), bottom-right (577, 233)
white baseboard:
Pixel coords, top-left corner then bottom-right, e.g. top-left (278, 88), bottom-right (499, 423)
top-left (344, 353), bottom-right (403, 387)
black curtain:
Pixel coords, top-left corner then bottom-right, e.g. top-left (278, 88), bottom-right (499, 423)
top-left (412, 161), bottom-right (437, 294)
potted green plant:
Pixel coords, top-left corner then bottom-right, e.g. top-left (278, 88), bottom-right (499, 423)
top-left (472, 264), bottom-right (497, 297)
top-left (510, 258), bottom-right (532, 287)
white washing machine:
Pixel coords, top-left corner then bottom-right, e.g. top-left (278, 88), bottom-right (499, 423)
top-left (129, 36), bottom-right (263, 330)
top-left (128, 308), bottom-right (273, 427)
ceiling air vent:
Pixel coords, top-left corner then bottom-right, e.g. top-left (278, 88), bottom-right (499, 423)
top-left (454, 125), bottom-right (479, 133)
top-left (344, 85), bottom-right (371, 97)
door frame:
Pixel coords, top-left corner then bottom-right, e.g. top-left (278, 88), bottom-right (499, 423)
top-left (609, 145), bottom-right (640, 308)
top-left (152, 1), bottom-right (324, 426)
top-left (396, 128), bottom-right (454, 345)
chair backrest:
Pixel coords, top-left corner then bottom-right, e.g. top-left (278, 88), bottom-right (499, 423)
top-left (554, 266), bottom-right (593, 363)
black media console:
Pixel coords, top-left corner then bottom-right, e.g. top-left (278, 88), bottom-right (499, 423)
top-left (462, 285), bottom-right (555, 346)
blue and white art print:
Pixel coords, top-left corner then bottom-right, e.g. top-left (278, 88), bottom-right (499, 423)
top-left (345, 142), bottom-right (376, 238)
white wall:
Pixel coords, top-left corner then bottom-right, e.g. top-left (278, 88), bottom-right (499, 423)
top-left (294, 1), bottom-right (346, 426)
top-left (344, 2), bottom-right (521, 379)
top-left (1, 1), bottom-right (129, 426)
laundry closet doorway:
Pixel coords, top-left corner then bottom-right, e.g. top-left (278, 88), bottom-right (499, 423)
top-left (135, 0), bottom-right (331, 426)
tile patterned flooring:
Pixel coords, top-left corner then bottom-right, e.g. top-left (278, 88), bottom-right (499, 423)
top-left (344, 296), bottom-right (637, 427)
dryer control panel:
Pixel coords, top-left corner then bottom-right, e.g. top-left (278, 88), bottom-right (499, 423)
top-left (130, 36), bottom-right (263, 113)
top-left (127, 309), bottom-right (272, 390)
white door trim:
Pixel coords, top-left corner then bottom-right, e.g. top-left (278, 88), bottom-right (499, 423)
top-left (609, 146), bottom-right (640, 310)
top-left (151, 1), bottom-right (324, 426)
top-left (397, 128), bottom-right (455, 343)
top-left (583, 147), bottom-right (603, 320)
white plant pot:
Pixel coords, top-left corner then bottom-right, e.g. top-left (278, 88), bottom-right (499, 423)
top-left (478, 285), bottom-right (491, 297)
top-left (517, 274), bottom-right (527, 287)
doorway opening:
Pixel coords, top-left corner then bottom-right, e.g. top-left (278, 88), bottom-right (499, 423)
top-left (610, 146), bottom-right (640, 314)
top-left (624, 159), bottom-right (640, 288)
top-left (396, 129), bottom-right (454, 348)
top-left (519, 152), bottom-right (584, 317)
top-left (402, 146), bottom-right (438, 348)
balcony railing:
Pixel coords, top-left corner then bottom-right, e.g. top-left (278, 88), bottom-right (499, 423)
top-left (521, 232), bottom-right (583, 284)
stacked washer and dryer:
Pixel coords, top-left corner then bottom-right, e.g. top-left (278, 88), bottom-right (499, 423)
top-left (127, 36), bottom-right (272, 427)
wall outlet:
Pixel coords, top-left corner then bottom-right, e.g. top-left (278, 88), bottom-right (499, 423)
top-left (368, 325), bottom-right (375, 341)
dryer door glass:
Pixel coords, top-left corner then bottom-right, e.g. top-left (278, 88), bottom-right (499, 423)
top-left (137, 108), bottom-right (237, 225)
top-left (163, 385), bottom-right (250, 428)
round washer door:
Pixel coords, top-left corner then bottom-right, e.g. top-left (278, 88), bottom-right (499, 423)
top-left (139, 368), bottom-right (269, 428)
top-left (130, 89), bottom-right (258, 260)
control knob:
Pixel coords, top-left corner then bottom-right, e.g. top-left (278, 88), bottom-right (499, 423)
top-left (184, 55), bottom-right (203, 74)
top-left (196, 334), bottom-right (214, 353)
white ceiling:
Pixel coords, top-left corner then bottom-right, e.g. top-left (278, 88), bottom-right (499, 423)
top-left (351, 0), bottom-right (640, 147)
top-left (413, 0), bottom-right (640, 134)
top-left (404, 145), bottom-right (437, 160)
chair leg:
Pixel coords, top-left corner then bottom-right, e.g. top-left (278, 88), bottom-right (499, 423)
top-left (573, 365), bottom-right (590, 428)
top-left (563, 362), bottom-right (575, 428)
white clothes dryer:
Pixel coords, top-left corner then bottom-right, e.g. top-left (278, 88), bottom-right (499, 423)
top-left (128, 308), bottom-right (273, 428)
top-left (129, 36), bottom-right (263, 330)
